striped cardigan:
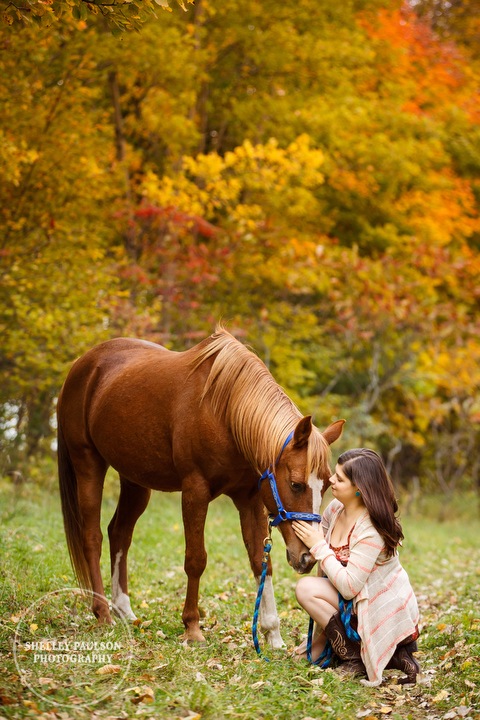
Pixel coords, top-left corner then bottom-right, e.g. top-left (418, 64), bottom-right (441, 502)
top-left (311, 499), bottom-right (419, 686)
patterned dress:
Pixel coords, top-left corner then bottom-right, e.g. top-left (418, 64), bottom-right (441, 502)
top-left (310, 499), bottom-right (420, 686)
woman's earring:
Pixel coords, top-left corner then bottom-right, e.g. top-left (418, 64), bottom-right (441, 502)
top-left (355, 490), bottom-right (361, 497)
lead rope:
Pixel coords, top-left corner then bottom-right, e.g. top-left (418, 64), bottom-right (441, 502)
top-left (253, 431), bottom-right (322, 661)
top-left (307, 595), bottom-right (360, 666)
top-left (252, 529), bottom-right (273, 662)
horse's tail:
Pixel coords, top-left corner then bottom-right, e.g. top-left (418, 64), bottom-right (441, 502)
top-left (57, 416), bottom-right (92, 590)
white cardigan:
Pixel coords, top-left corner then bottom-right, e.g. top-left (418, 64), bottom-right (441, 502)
top-left (311, 499), bottom-right (419, 686)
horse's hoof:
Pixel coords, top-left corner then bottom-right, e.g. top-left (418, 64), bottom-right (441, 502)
top-left (265, 628), bottom-right (285, 650)
top-left (96, 615), bottom-right (114, 626)
top-left (180, 629), bottom-right (206, 644)
top-left (112, 606), bottom-right (138, 622)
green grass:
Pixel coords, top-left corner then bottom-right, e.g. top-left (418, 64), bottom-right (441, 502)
top-left (0, 476), bottom-right (479, 720)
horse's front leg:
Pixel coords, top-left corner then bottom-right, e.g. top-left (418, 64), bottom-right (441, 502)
top-left (231, 493), bottom-right (284, 649)
top-left (181, 478), bottom-right (210, 642)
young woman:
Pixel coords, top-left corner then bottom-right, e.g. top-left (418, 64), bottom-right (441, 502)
top-left (293, 448), bottom-right (420, 686)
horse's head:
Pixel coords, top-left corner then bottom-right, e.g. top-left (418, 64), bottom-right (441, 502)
top-left (259, 416), bottom-right (344, 574)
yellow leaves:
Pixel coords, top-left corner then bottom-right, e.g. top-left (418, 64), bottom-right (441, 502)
top-left (127, 685), bottom-right (155, 704)
top-left (0, 131), bottom-right (39, 186)
top-left (141, 135), bottom-right (324, 234)
top-left (96, 664), bottom-right (122, 675)
top-left (419, 343), bottom-right (480, 397)
top-left (432, 689), bottom-right (450, 703)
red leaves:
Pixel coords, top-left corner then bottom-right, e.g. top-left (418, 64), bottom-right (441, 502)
top-left (133, 204), bottom-right (218, 239)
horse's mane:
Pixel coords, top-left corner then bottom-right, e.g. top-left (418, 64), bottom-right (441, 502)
top-left (190, 326), bottom-right (331, 477)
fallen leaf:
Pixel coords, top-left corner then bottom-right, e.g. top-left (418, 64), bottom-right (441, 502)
top-left (22, 700), bottom-right (39, 710)
top-left (130, 685), bottom-right (154, 704)
top-left (379, 707), bottom-right (393, 715)
top-left (96, 664), bottom-right (122, 675)
top-left (432, 689), bottom-right (449, 703)
top-left (38, 678), bottom-right (54, 685)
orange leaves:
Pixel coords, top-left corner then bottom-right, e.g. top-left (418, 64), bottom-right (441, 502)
top-left (394, 172), bottom-right (480, 247)
top-left (359, 6), bottom-right (474, 119)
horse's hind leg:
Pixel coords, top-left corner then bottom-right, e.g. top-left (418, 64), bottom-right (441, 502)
top-left (108, 477), bottom-right (151, 620)
top-left (75, 454), bottom-right (111, 622)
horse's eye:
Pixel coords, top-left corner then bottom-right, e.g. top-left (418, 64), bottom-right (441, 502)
top-left (290, 482), bottom-right (304, 493)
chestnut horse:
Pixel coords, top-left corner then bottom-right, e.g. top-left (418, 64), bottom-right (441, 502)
top-left (57, 326), bottom-right (344, 646)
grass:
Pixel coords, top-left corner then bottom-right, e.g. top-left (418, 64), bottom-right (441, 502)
top-left (0, 474), bottom-right (479, 720)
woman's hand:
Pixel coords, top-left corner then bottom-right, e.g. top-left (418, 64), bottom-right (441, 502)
top-left (292, 520), bottom-right (324, 550)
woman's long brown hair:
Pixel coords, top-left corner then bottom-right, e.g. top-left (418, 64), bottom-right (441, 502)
top-left (337, 448), bottom-right (404, 557)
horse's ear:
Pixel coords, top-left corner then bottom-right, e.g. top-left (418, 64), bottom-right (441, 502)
top-left (293, 416), bottom-right (313, 449)
top-left (322, 419), bottom-right (345, 446)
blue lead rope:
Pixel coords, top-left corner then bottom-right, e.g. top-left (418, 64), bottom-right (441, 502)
top-left (307, 594), bottom-right (360, 666)
top-left (252, 537), bottom-right (273, 662)
top-left (339, 595), bottom-right (360, 641)
top-left (252, 430), bottom-right (327, 660)
top-left (307, 616), bottom-right (333, 667)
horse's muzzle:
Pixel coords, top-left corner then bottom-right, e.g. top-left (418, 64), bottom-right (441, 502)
top-left (286, 549), bottom-right (316, 574)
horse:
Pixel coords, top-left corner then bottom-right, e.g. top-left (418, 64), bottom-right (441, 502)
top-left (57, 326), bottom-right (344, 647)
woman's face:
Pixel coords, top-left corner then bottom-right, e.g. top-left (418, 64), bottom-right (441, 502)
top-left (329, 464), bottom-right (357, 505)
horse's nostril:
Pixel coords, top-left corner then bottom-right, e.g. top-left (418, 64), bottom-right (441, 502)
top-left (301, 552), bottom-right (311, 568)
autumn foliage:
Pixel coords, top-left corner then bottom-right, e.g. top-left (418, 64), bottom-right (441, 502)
top-left (0, 0), bottom-right (479, 496)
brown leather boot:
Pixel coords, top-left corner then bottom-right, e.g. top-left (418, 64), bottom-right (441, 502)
top-left (386, 630), bottom-right (420, 684)
top-left (324, 612), bottom-right (366, 677)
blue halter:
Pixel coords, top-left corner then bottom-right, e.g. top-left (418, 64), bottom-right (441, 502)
top-left (258, 431), bottom-right (322, 527)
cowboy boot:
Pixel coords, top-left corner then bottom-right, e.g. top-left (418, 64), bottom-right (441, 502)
top-left (386, 629), bottom-right (420, 684)
top-left (324, 612), bottom-right (365, 677)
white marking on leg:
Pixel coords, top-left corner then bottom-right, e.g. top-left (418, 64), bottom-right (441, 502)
top-left (255, 575), bottom-right (285, 649)
top-left (111, 550), bottom-right (137, 620)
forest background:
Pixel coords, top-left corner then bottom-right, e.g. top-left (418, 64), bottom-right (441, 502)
top-left (1, 0), bottom-right (479, 512)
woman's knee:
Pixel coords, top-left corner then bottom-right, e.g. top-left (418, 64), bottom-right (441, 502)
top-left (295, 576), bottom-right (319, 605)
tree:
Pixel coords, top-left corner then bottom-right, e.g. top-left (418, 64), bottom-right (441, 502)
top-left (1, 0), bottom-right (192, 32)
top-left (1, 0), bottom-right (479, 502)
top-left (0, 19), bottom-right (120, 462)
